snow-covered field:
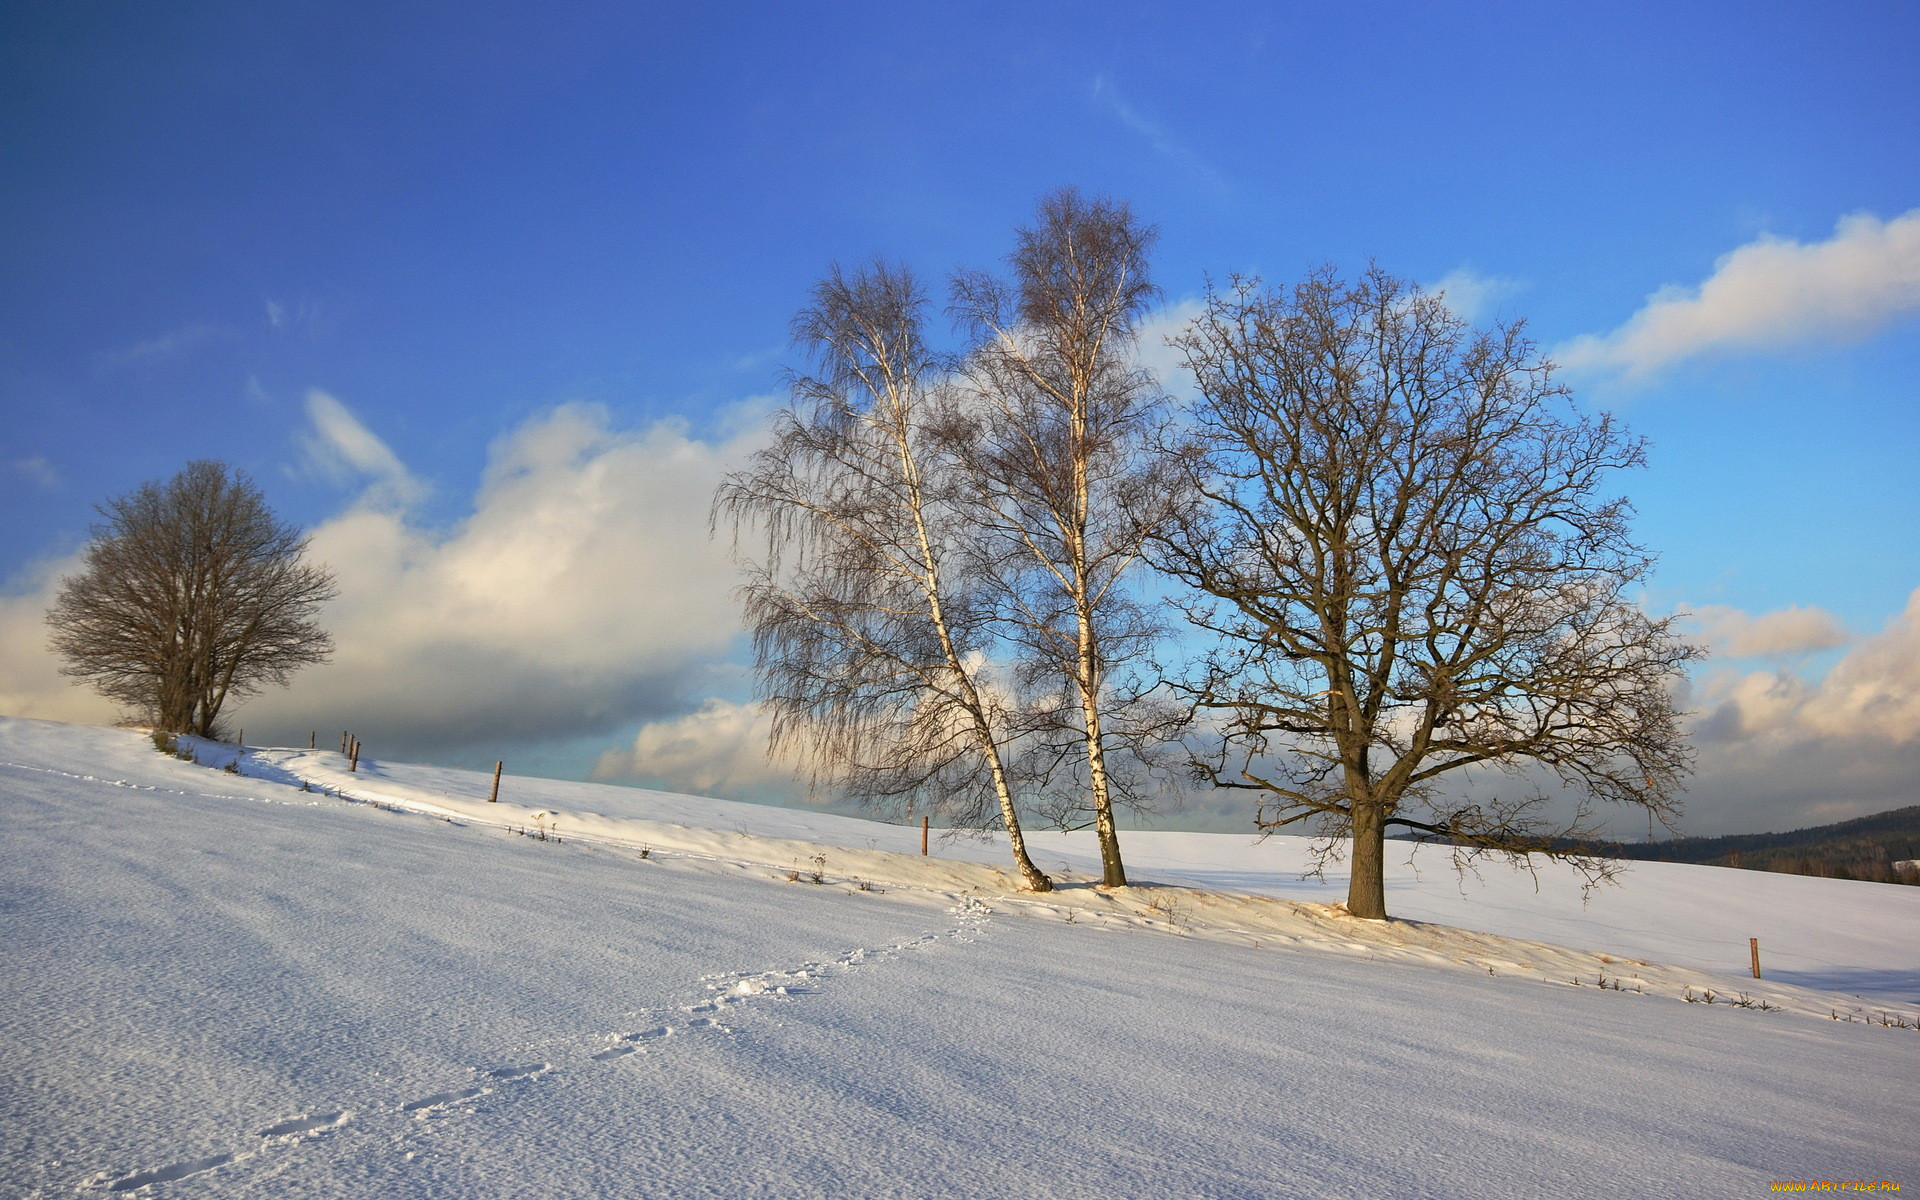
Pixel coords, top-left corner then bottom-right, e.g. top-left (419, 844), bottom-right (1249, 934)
top-left (3, 716), bottom-right (1915, 1197)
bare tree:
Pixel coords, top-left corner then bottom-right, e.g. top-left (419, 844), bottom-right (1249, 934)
top-left (948, 188), bottom-right (1180, 888)
top-left (47, 460), bottom-right (336, 738)
top-left (716, 261), bottom-right (1054, 892)
top-left (1153, 268), bottom-right (1702, 920)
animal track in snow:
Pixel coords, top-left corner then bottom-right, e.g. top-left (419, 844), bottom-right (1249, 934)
top-left (105, 1153), bottom-right (235, 1191)
top-left (257, 1111), bottom-right (349, 1138)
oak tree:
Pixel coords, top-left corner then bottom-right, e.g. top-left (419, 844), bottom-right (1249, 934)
top-left (1154, 269), bottom-right (1701, 920)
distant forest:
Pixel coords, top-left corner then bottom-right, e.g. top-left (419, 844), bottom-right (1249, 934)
top-left (1589, 806), bottom-right (1920, 885)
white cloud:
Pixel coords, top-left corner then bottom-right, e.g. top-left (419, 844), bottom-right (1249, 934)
top-left (0, 400), bottom-right (772, 755)
top-left (1133, 298), bottom-right (1203, 400)
top-left (0, 551), bottom-right (122, 726)
top-left (1680, 603), bottom-right (1850, 659)
top-left (1089, 76), bottom-right (1230, 197)
top-left (1696, 592), bottom-right (1920, 745)
top-left (1558, 209), bottom-right (1920, 379)
top-left (1796, 590), bottom-right (1920, 743)
top-left (295, 390), bottom-right (426, 508)
top-left (8, 455), bottom-right (58, 489)
top-left (1428, 269), bottom-right (1522, 322)
top-left (234, 402), bottom-right (767, 752)
top-left (1669, 587), bottom-right (1920, 834)
top-left (97, 322), bottom-right (226, 369)
top-left (592, 698), bottom-right (810, 803)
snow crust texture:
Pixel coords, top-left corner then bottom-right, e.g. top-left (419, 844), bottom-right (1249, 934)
top-left (2, 717), bottom-right (1915, 1198)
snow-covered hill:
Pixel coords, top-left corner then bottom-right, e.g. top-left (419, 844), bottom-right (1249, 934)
top-left (3, 716), bottom-right (1914, 1198)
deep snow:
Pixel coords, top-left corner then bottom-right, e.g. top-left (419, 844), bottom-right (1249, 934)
top-left (2, 716), bottom-right (1915, 1198)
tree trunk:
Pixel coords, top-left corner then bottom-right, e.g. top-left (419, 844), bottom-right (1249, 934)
top-left (988, 752), bottom-right (1053, 892)
top-left (1080, 683), bottom-right (1126, 888)
top-left (1347, 797), bottom-right (1388, 920)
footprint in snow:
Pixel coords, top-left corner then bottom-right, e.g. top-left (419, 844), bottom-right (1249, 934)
top-left (106, 1153), bottom-right (235, 1192)
top-left (486, 1062), bottom-right (549, 1081)
top-left (257, 1111), bottom-right (349, 1138)
top-left (399, 1086), bottom-right (490, 1113)
top-left (594, 1027), bottom-right (669, 1059)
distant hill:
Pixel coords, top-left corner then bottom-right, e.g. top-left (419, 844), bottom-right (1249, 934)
top-left (1594, 805), bottom-right (1920, 885)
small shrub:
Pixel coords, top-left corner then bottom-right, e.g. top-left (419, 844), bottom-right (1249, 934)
top-left (1145, 891), bottom-right (1190, 928)
top-left (150, 730), bottom-right (177, 755)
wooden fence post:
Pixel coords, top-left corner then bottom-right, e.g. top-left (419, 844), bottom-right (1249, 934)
top-left (921, 815), bottom-right (929, 856)
top-left (309, 731), bottom-right (316, 749)
top-left (1750, 937), bottom-right (1762, 979)
top-left (489, 760), bottom-right (503, 803)
top-left (349, 738), bottom-right (359, 773)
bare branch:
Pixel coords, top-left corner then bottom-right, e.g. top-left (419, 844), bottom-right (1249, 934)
top-left (46, 461), bottom-right (336, 738)
top-left (1151, 267), bottom-right (1704, 919)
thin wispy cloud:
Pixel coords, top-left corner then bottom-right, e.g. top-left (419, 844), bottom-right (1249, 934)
top-left (1089, 75), bottom-right (1231, 197)
top-left (264, 297), bottom-right (327, 333)
top-left (96, 322), bottom-right (226, 369)
top-left (295, 389), bottom-right (427, 509)
top-left (7, 455), bottom-right (59, 490)
top-left (1558, 209), bottom-right (1920, 380)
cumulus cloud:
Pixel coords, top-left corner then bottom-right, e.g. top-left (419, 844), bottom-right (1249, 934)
top-left (0, 398), bottom-right (769, 757)
top-left (1672, 587), bottom-right (1920, 834)
top-left (295, 389), bottom-right (427, 508)
top-left (1557, 209), bottom-right (1920, 379)
top-left (225, 401), bottom-right (768, 754)
top-left (0, 551), bottom-right (121, 726)
top-left (1696, 592), bottom-right (1920, 745)
top-left (1680, 603), bottom-right (1850, 659)
top-left (592, 698), bottom-right (811, 803)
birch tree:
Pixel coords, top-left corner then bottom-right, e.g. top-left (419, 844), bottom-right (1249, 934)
top-left (717, 261), bottom-right (1053, 891)
top-left (47, 460), bottom-right (336, 737)
top-left (949, 188), bottom-right (1178, 888)
top-left (1154, 268), bottom-right (1701, 920)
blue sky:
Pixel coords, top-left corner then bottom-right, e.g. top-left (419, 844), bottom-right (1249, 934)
top-left (4, 2), bottom-right (1917, 835)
